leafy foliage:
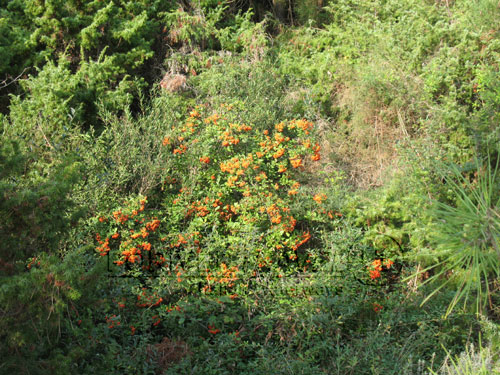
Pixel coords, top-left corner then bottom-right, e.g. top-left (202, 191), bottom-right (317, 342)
top-left (1, 0), bottom-right (500, 374)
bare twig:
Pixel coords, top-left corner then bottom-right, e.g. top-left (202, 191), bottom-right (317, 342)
top-left (0, 67), bottom-right (29, 90)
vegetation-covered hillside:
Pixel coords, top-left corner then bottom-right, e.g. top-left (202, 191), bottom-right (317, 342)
top-left (1, 0), bottom-right (499, 373)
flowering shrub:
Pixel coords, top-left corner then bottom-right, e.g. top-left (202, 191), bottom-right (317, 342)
top-left (92, 103), bottom-right (343, 330)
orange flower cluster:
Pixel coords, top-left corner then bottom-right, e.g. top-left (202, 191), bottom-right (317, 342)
top-left (229, 122), bottom-right (252, 132)
top-left (292, 231), bottom-right (311, 251)
top-left (96, 234), bottom-right (110, 256)
top-left (282, 215), bottom-right (297, 233)
top-left (185, 199), bottom-right (211, 218)
top-left (290, 119), bottom-right (314, 135)
top-left (173, 144), bottom-right (187, 154)
top-left (220, 129), bottom-right (240, 147)
top-left (273, 148), bottom-right (285, 159)
top-left (137, 289), bottom-right (163, 308)
top-left (219, 155), bottom-right (255, 187)
top-left (199, 156), bottom-right (210, 164)
top-left (311, 143), bottom-right (321, 161)
top-left (219, 204), bottom-right (237, 221)
top-left (121, 246), bottom-right (141, 264)
top-left (290, 157), bottom-right (303, 168)
top-left (368, 258), bottom-right (394, 280)
top-left (208, 324), bottom-right (220, 335)
top-left (206, 263), bottom-right (239, 287)
top-left (220, 155), bottom-right (252, 174)
top-left (204, 113), bottom-right (220, 124)
top-left (275, 122), bottom-right (285, 132)
top-left (113, 210), bottom-right (129, 224)
top-left (266, 204), bottom-right (282, 224)
top-left (287, 181), bottom-right (300, 196)
top-left (313, 193), bottom-right (327, 204)
top-left (145, 219), bottom-right (160, 232)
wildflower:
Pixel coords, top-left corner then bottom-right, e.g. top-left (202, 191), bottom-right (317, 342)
top-left (173, 144), bottom-right (187, 154)
top-left (290, 158), bottom-right (302, 168)
top-left (208, 325), bottom-right (220, 334)
top-left (313, 193), bottom-right (327, 204)
top-left (278, 165), bottom-right (287, 173)
top-left (373, 303), bottom-right (383, 313)
top-left (369, 269), bottom-right (381, 279)
top-left (273, 149), bottom-right (285, 159)
top-left (274, 133), bottom-right (285, 143)
top-left (162, 137), bottom-right (171, 146)
top-left (383, 259), bottom-right (394, 269)
top-left (200, 156), bottom-right (211, 164)
top-left (293, 232), bottom-right (311, 250)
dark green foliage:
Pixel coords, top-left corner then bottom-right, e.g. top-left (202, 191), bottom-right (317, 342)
top-left (0, 136), bottom-right (82, 266)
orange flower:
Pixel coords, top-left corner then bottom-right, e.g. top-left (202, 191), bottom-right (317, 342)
top-left (208, 325), bottom-right (220, 334)
top-left (290, 158), bottom-right (302, 168)
top-left (200, 156), bottom-right (210, 164)
top-left (173, 144), bottom-right (187, 154)
top-left (278, 165), bottom-right (287, 173)
top-left (383, 259), bottom-right (394, 269)
top-left (293, 232), bottom-right (311, 250)
top-left (162, 137), bottom-right (171, 146)
top-left (313, 193), bottom-right (327, 204)
top-left (311, 153), bottom-right (320, 161)
top-left (369, 269), bottom-right (381, 279)
top-left (112, 232), bottom-right (120, 239)
top-left (273, 148), bottom-right (285, 159)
